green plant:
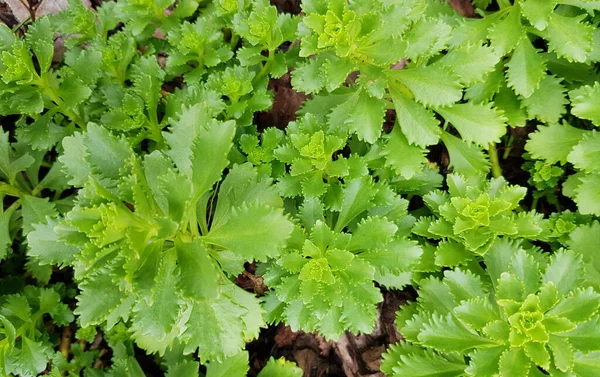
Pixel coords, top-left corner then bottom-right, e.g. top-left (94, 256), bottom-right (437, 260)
top-left (382, 240), bottom-right (600, 377)
top-left (1, 0), bottom-right (600, 374)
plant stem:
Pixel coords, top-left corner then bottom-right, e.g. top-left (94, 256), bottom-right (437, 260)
top-left (531, 196), bottom-right (539, 212)
top-left (489, 142), bottom-right (502, 178)
top-left (254, 49), bottom-right (274, 83)
top-left (503, 135), bottom-right (514, 159)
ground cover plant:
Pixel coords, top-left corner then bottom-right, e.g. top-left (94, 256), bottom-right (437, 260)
top-left (0, 0), bottom-right (600, 375)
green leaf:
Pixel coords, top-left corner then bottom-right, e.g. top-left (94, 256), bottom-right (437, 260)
top-left (549, 335), bottom-right (574, 372)
top-left (0, 202), bottom-right (17, 261)
top-left (131, 252), bottom-right (181, 344)
top-left (6, 336), bottom-right (50, 377)
top-left (389, 85), bottom-right (441, 147)
top-left (348, 217), bottom-right (398, 251)
top-left (498, 347), bottom-right (531, 377)
top-left (257, 357), bottom-right (303, 377)
top-left (27, 219), bottom-right (79, 266)
top-left (544, 13), bottom-right (593, 63)
top-left (494, 84), bottom-right (528, 127)
top-left (547, 287), bottom-right (600, 323)
top-left (21, 196), bottom-right (57, 235)
top-left (443, 269), bottom-right (487, 304)
top-left (505, 37), bottom-right (547, 98)
top-left (25, 18), bottom-right (54, 73)
top-left (521, 75), bottom-right (567, 123)
top-left (437, 103), bottom-right (507, 146)
top-left (573, 350), bottom-right (600, 377)
top-left (328, 89), bottom-right (386, 143)
top-left (381, 342), bottom-right (466, 377)
top-left (388, 65), bottom-right (463, 108)
top-left (570, 83), bottom-right (600, 126)
top-left (557, 316), bottom-right (600, 352)
top-left (438, 44), bottom-right (499, 86)
top-left (488, 6), bottom-right (523, 56)
top-left (418, 313), bottom-right (499, 353)
top-left (525, 123), bottom-right (586, 164)
top-left (381, 126), bottom-right (428, 180)
top-left (334, 178), bottom-right (378, 232)
top-left (454, 298), bottom-right (500, 331)
top-left (175, 238), bottom-right (220, 299)
top-left (418, 277), bottom-right (457, 315)
top-left (523, 341), bottom-right (550, 370)
top-left (542, 250), bottom-right (582, 296)
top-left (164, 105), bottom-right (236, 197)
top-left (435, 239), bottom-right (473, 267)
top-left (521, 0), bottom-right (557, 30)
top-left (75, 270), bottom-right (131, 329)
top-left (204, 202), bottom-right (293, 262)
top-left (166, 361), bottom-right (201, 377)
top-left (205, 351), bottom-right (249, 377)
top-left (440, 131), bottom-right (490, 176)
top-left (465, 346), bottom-right (505, 377)
top-left (183, 285), bottom-right (263, 361)
top-left (574, 173), bottom-right (600, 215)
top-left (568, 131), bottom-right (600, 172)
top-left (58, 132), bottom-right (91, 187)
top-left (290, 58), bottom-right (325, 94)
top-left (82, 124), bottom-right (131, 182)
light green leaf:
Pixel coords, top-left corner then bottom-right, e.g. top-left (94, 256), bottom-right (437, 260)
top-left (388, 65), bottom-right (463, 108)
top-left (389, 85), bottom-right (441, 147)
top-left (438, 44), bottom-right (499, 86)
top-left (568, 131), bottom-right (600, 172)
top-left (549, 335), bottom-right (574, 372)
top-left (132, 252), bottom-right (181, 343)
top-left (525, 123), bottom-right (586, 164)
top-left (328, 89), bottom-right (386, 143)
top-left (175, 238), bottom-right (220, 299)
top-left (573, 350), bottom-right (600, 377)
top-left (505, 37), bottom-right (547, 98)
top-left (557, 316), bottom-right (600, 352)
top-left (334, 178), bottom-right (378, 232)
top-left (574, 173), bottom-right (600, 215)
top-left (542, 250), bottom-right (582, 296)
top-left (465, 346), bottom-right (505, 377)
top-left (21, 196), bottom-right (57, 235)
top-left (257, 357), bottom-right (303, 377)
top-left (498, 347), bottom-right (531, 377)
top-left (6, 336), bottom-right (50, 377)
top-left (205, 351), bottom-right (249, 377)
top-left (204, 202), bottom-right (293, 261)
top-left (521, 0), bottom-right (557, 30)
top-left (488, 6), bottom-right (523, 56)
top-left (437, 103), bottom-right (507, 146)
top-left (382, 342), bottom-right (466, 377)
top-left (521, 75), bottom-right (567, 123)
top-left (544, 13), bottom-right (593, 63)
top-left (419, 313), bottom-right (499, 353)
top-left (570, 83), bottom-right (600, 127)
top-left (523, 341), bottom-right (550, 370)
top-left (183, 286), bottom-right (263, 361)
top-left (27, 219), bottom-right (79, 266)
top-left (440, 131), bottom-right (490, 176)
top-left (381, 126), bottom-right (428, 180)
top-left (547, 287), bottom-right (600, 323)
top-left (443, 269), bottom-right (487, 304)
